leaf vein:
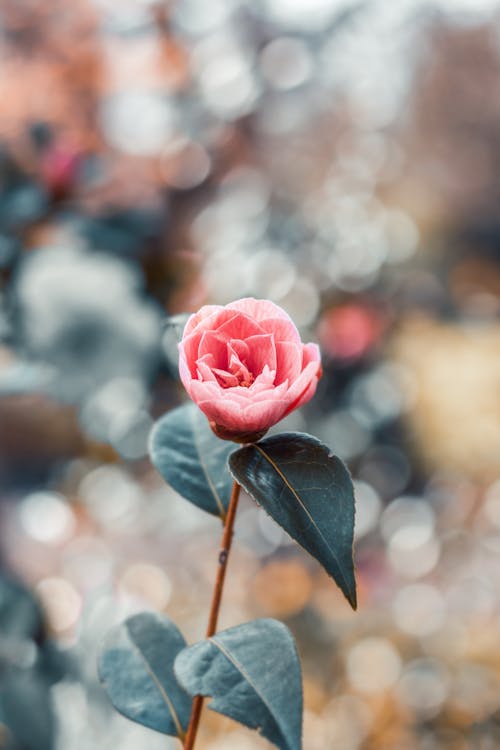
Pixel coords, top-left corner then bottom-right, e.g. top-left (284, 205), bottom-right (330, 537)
top-left (209, 638), bottom-right (286, 746)
top-left (127, 629), bottom-right (185, 740)
top-left (253, 444), bottom-right (351, 596)
top-left (190, 409), bottom-right (225, 518)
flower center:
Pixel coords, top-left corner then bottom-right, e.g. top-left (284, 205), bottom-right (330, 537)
top-left (213, 339), bottom-right (256, 388)
top-left (233, 366), bottom-right (254, 388)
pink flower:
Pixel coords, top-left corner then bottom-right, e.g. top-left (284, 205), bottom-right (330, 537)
top-left (178, 298), bottom-right (322, 442)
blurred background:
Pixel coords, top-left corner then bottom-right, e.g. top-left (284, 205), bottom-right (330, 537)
top-left (1, 0), bottom-right (500, 748)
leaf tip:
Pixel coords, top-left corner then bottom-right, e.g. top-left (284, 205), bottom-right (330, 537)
top-left (345, 580), bottom-right (358, 610)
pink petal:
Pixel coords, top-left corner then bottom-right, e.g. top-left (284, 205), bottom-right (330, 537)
top-left (244, 333), bottom-right (277, 375)
top-left (196, 353), bottom-right (215, 367)
top-left (226, 298), bottom-right (291, 322)
top-left (302, 342), bottom-right (321, 367)
top-left (241, 398), bottom-right (290, 431)
top-left (275, 341), bottom-right (302, 384)
top-left (250, 379), bottom-right (289, 399)
top-left (259, 317), bottom-right (301, 344)
top-left (216, 311), bottom-right (266, 340)
top-left (212, 368), bottom-right (240, 388)
top-left (284, 377), bottom-right (318, 416)
top-left (226, 299), bottom-right (301, 344)
top-left (180, 308), bottom-right (243, 376)
top-left (196, 397), bottom-right (248, 429)
top-left (178, 348), bottom-right (192, 390)
top-left (252, 364), bottom-right (276, 388)
top-left (189, 379), bottom-right (250, 407)
top-left (179, 332), bottom-right (201, 378)
top-left (224, 386), bottom-right (261, 401)
top-left (198, 330), bottom-right (229, 368)
top-left (183, 305), bottom-right (222, 337)
top-left (196, 358), bottom-right (218, 382)
top-left (227, 339), bottom-right (250, 362)
top-left (228, 357), bottom-right (254, 387)
top-left (188, 378), bottom-right (221, 402)
top-left (227, 349), bottom-right (247, 373)
top-left (282, 359), bottom-right (321, 416)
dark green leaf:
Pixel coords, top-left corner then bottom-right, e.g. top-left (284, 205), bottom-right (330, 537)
top-left (229, 432), bottom-right (357, 609)
top-left (149, 402), bottom-right (235, 518)
top-left (98, 612), bottom-right (192, 738)
top-left (161, 314), bottom-right (190, 378)
top-left (174, 618), bottom-right (302, 750)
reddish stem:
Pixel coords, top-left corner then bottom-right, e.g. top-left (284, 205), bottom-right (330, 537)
top-left (183, 480), bottom-right (242, 750)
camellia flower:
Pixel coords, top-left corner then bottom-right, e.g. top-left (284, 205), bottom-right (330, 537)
top-left (178, 298), bottom-right (322, 441)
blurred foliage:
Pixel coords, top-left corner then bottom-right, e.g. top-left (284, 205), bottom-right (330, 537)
top-left (0, 575), bottom-right (66, 750)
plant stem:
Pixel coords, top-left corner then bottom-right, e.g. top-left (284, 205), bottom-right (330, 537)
top-left (183, 480), bottom-right (242, 750)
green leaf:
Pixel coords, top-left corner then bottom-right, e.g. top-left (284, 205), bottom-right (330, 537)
top-left (174, 619), bottom-right (302, 750)
top-left (149, 402), bottom-right (235, 518)
top-left (229, 432), bottom-right (357, 609)
top-left (161, 314), bottom-right (190, 378)
top-left (98, 612), bottom-right (192, 738)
